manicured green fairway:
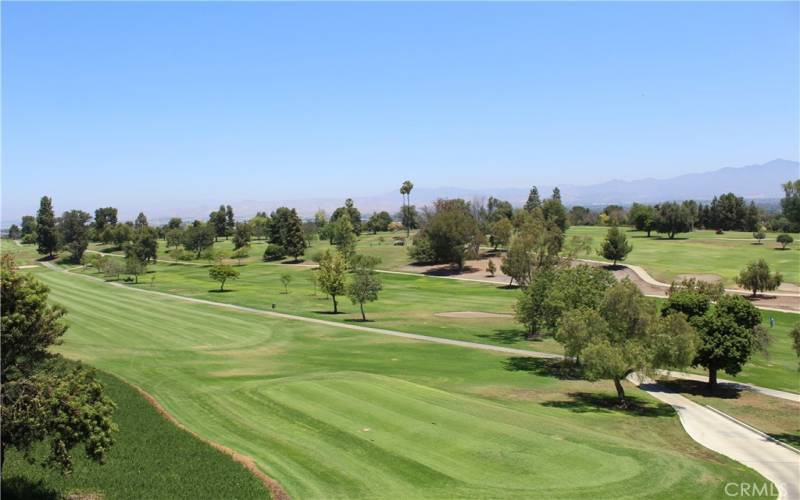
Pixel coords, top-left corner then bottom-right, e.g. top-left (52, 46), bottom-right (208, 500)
top-left (30, 267), bottom-right (767, 498)
top-left (567, 226), bottom-right (800, 286)
top-left (71, 257), bottom-right (800, 393)
top-left (2, 363), bottom-right (266, 500)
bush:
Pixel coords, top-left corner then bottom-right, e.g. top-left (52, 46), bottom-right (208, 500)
top-left (263, 244), bottom-right (286, 261)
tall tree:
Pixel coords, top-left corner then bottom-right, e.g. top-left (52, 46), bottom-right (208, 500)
top-left (60, 210), bottom-right (92, 262)
top-left (655, 202), bottom-right (694, 239)
top-left (400, 180), bottom-right (414, 236)
top-left (93, 207), bottom-right (118, 235)
top-left (7, 225), bottom-right (21, 240)
top-left (600, 226), bottom-right (633, 266)
top-left (408, 199), bottom-right (479, 270)
top-left (542, 188), bottom-right (568, 232)
top-left (318, 250), bottom-right (347, 313)
top-left (1, 255), bottom-right (116, 471)
top-left (225, 205), bottom-right (235, 236)
top-left (331, 199), bottom-right (362, 236)
top-left (21, 215), bottom-right (38, 240)
top-left (524, 187), bottom-right (541, 212)
top-left (36, 196), bottom-right (59, 258)
top-left (183, 223), bottom-right (216, 258)
top-left (331, 214), bottom-right (357, 262)
top-left (347, 255), bottom-right (383, 321)
top-left (210, 205), bottom-right (227, 241)
top-left (283, 211), bottom-right (306, 262)
top-left (134, 212), bottom-right (149, 230)
top-left (488, 217), bottom-right (512, 250)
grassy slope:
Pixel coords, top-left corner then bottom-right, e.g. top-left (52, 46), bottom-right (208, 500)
top-left (2, 365), bottom-right (266, 500)
top-left (568, 226), bottom-right (800, 286)
top-left (28, 267), bottom-right (769, 499)
top-left (71, 257), bottom-right (800, 393)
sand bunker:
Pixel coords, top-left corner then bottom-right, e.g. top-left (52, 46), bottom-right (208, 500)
top-left (434, 311), bottom-right (512, 319)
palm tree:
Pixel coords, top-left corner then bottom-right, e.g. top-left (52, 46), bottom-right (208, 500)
top-left (400, 180), bottom-right (414, 237)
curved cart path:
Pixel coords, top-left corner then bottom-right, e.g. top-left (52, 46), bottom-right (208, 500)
top-left (41, 262), bottom-right (800, 497)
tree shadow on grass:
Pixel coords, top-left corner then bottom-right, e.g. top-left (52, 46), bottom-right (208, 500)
top-left (344, 318), bottom-right (376, 323)
top-left (477, 329), bottom-right (527, 345)
top-left (769, 433), bottom-right (800, 448)
top-left (657, 379), bottom-right (742, 400)
top-left (496, 283), bottom-right (519, 290)
top-left (420, 264), bottom-right (480, 276)
top-left (1, 476), bottom-right (59, 500)
top-left (542, 392), bottom-right (675, 418)
top-left (504, 357), bottom-right (583, 380)
top-left (208, 289), bottom-right (234, 293)
top-left (313, 310), bottom-right (345, 315)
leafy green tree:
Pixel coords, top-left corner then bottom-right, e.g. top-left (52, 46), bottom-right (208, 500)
top-left (21, 215), bottom-right (37, 240)
top-left (134, 212), bottom-right (149, 230)
top-left (347, 255), bottom-right (382, 321)
top-left (93, 207), bottom-right (118, 236)
top-left (400, 180), bottom-right (414, 236)
top-left (1, 255), bottom-right (116, 472)
top-left (209, 264), bottom-right (239, 291)
top-left (568, 206), bottom-right (596, 226)
top-left (166, 217), bottom-right (182, 230)
top-left (666, 277), bottom-right (725, 302)
top-left (514, 269), bottom-right (556, 338)
top-left (662, 289), bottom-right (711, 320)
top-left (692, 294), bottom-right (763, 389)
top-left (165, 228), bottom-right (184, 248)
top-left (125, 255), bottom-right (146, 284)
top-left (7, 224), bottom-right (21, 239)
top-left (36, 196), bottom-right (59, 257)
top-left (232, 222), bottom-right (252, 249)
top-left (112, 224), bottom-right (134, 249)
top-left (560, 280), bottom-right (697, 404)
top-left (366, 211), bottom-right (392, 234)
top-left (780, 179), bottom-right (800, 229)
top-left (280, 272), bottom-right (292, 294)
top-left (125, 227), bottom-right (159, 263)
top-left (331, 214), bottom-right (357, 262)
top-left (600, 226), bottom-right (632, 265)
top-left (655, 201), bottom-right (694, 239)
top-left (544, 265), bottom-right (615, 332)
top-left (209, 205), bottom-right (227, 241)
top-left (250, 213), bottom-right (270, 240)
top-left (318, 250), bottom-right (347, 313)
top-left (263, 244), bottom-right (286, 261)
top-left (489, 217), bottom-right (512, 250)
top-left (59, 210), bottom-right (92, 262)
top-left (776, 233), bottom-right (794, 249)
top-left (102, 257), bottom-right (125, 280)
top-left (409, 199), bottom-right (479, 270)
top-left (169, 247), bottom-right (188, 262)
top-left (183, 223), bottom-right (215, 258)
top-left (791, 322), bottom-right (800, 367)
top-left (501, 235), bottom-right (532, 286)
top-left (331, 199), bottom-right (362, 236)
top-left (752, 226), bottom-right (766, 244)
top-left (231, 245), bottom-right (250, 265)
top-left (628, 203), bottom-right (657, 237)
top-left (736, 259), bottom-right (783, 296)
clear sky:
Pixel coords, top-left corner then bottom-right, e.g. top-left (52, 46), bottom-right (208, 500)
top-left (2, 1), bottom-right (798, 220)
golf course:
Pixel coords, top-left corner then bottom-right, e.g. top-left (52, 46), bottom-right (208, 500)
top-left (4, 265), bottom-right (775, 498)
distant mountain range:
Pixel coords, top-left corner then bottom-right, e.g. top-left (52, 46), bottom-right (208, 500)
top-left (223, 159), bottom-right (798, 220)
top-left (3, 159), bottom-right (797, 227)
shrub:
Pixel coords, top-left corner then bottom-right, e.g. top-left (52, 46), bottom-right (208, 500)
top-left (263, 244), bottom-right (286, 261)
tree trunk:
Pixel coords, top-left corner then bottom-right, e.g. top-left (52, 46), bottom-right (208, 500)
top-left (646, 229), bottom-right (651, 237)
top-left (360, 302), bottom-right (366, 321)
top-left (332, 295), bottom-right (338, 313)
top-left (613, 377), bottom-right (626, 405)
top-left (708, 367), bottom-right (718, 390)
top-left (220, 280), bottom-right (225, 292)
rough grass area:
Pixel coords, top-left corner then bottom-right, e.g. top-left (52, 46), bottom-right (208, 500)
top-left (26, 268), bottom-right (770, 499)
top-left (1, 364), bottom-right (267, 500)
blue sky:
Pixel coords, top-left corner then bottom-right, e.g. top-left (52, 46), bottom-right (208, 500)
top-left (2, 1), bottom-right (798, 220)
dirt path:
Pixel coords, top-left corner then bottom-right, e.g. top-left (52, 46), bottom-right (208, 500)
top-left (43, 262), bottom-right (800, 497)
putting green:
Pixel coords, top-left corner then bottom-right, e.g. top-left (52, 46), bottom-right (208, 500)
top-left (29, 267), bottom-right (767, 498)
